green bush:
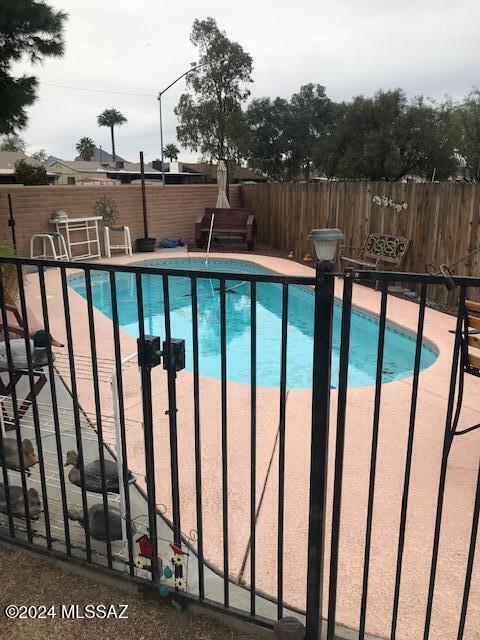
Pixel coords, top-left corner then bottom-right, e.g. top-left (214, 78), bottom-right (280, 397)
top-left (94, 195), bottom-right (118, 227)
top-left (15, 159), bottom-right (49, 185)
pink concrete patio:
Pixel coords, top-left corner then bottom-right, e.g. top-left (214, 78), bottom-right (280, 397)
top-left (23, 252), bottom-right (480, 640)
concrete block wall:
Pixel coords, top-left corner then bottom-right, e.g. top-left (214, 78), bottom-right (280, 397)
top-left (0, 184), bottom-right (242, 257)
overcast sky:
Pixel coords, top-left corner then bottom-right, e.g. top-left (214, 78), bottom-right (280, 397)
top-left (12, 0), bottom-right (480, 163)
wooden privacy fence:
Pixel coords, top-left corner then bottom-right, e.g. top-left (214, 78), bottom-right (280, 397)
top-left (242, 181), bottom-right (480, 306)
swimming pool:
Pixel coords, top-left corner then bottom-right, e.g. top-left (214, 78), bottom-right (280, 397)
top-left (68, 258), bottom-right (438, 389)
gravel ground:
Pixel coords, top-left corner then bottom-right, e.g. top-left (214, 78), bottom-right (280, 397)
top-left (0, 544), bottom-right (257, 640)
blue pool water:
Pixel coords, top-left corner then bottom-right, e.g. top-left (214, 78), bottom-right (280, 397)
top-left (68, 258), bottom-right (437, 389)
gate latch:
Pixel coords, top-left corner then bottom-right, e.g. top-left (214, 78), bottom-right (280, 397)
top-left (137, 335), bottom-right (162, 368)
top-left (137, 336), bottom-right (186, 372)
top-left (162, 339), bottom-right (185, 372)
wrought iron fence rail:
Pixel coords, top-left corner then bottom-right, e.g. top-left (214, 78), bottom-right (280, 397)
top-left (0, 256), bottom-right (478, 640)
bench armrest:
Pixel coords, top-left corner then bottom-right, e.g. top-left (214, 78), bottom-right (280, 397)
top-left (5, 303), bottom-right (23, 327)
top-left (449, 328), bottom-right (480, 335)
top-left (246, 215), bottom-right (255, 228)
top-left (2, 325), bottom-right (25, 337)
top-left (339, 244), bottom-right (362, 259)
top-left (195, 213), bottom-right (206, 225)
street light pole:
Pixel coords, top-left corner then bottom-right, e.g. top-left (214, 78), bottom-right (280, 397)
top-left (157, 93), bottom-right (165, 185)
top-left (157, 62), bottom-right (207, 185)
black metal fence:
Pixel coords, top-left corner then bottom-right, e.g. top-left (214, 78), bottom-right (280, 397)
top-left (0, 255), bottom-right (478, 640)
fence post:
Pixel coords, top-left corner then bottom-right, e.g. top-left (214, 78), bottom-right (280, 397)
top-left (305, 262), bottom-right (335, 640)
top-left (137, 334), bottom-right (161, 581)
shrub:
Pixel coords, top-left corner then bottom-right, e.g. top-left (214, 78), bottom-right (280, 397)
top-left (15, 159), bottom-right (49, 185)
top-left (94, 195), bottom-right (118, 227)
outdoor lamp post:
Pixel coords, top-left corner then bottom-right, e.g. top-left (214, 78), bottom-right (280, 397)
top-left (157, 62), bottom-right (207, 185)
top-left (305, 227), bottom-right (343, 640)
top-left (307, 228), bottom-right (344, 271)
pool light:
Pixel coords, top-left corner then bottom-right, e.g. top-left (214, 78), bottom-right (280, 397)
top-left (308, 228), bottom-right (344, 263)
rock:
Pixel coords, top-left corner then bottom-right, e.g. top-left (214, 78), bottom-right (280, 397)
top-left (272, 616), bottom-right (305, 639)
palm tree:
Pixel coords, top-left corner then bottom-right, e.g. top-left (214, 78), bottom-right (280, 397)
top-left (97, 108), bottom-right (127, 162)
top-left (163, 143), bottom-right (179, 162)
top-left (76, 137), bottom-right (95, 161)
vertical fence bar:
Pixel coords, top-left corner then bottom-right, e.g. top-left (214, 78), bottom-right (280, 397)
top-left (38, 266), bottom-right (71, 554)
top-left (135, 272), bottom-right (159, 581)
top-left (0, 269), bottom-right (32, 541)
top-left (423, 286), bottom-right (466, 639)
top-left (85, 269), bottom-right (112, 567)
top-left (305, 266), bottom-right (335, 640)
top-left (250, 280), bottom-right (257, 617)
top-left (108, 271), bottom-right (135, 574)
top-left (0, 387), bottom-right (14, 536)
top-left (390, 283), bottom-right (427, 639)
top-left (162, 275), bottom-right (181, 545)
top-left (60, 268), bottom-right (91, 560)
top-left (0, 427), bottom-right (14, 536)
top-left (327, 271), bottom-right (353, 639)
top-left (16, 265), bottom-right (52, 548)
top-left (191, 276), bottom-right (205, 599)
top-left (457, 460), bottom-right (480, 640)
top-left (0, 260), bottom-right (15, 536)
top-left (277, 282), bottom-right (289, 620)
top-left (219, 278), bottom-right (229, 607)
top-left (358, 281), bottom-right (388, 640)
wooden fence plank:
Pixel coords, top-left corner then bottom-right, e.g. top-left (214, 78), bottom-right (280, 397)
top-left (243, 181), bottom-right (480, 305)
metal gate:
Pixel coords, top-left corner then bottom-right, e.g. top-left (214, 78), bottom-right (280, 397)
top-left (0, 255), bottom-right (478, 640)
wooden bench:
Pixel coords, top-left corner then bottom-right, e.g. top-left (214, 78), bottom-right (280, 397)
top-left (339, 232), bottom-right (410, 271)
top-left (195, 208), bottom-right (256, 250)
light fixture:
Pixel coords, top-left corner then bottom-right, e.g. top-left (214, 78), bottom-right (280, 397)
top-left (308, 228), bottom-right (344, 262)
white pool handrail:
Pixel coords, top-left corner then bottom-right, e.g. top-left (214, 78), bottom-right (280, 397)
top-left (205, 212), bottom-right (215, 266)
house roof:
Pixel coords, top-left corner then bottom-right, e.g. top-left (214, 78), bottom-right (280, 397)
top-left (49, 160), bottom-right (108, 172)
top-left (50, 160), bottom-right (161, 174)
top-left (182, 162), bottom-right (264, 181)
top-left (0, 151), bottom-right (43, 173)
top-left (112, 162), bottom-right (161, 174)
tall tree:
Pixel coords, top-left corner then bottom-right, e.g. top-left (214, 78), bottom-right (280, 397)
top-left (76, 136), bottom-right (95, 161)
top-left (163, 143), bottom-right (180, 161)
top-left (0, 1), bottom-right (66, 134)
top-left (31, 148), bottom-right (47, 163)
top-left (285, 84), bottom-right (334, 180)
top-left (175, 18), bottom-right (253, 178)
top-left (246, 97), bottom-right (290, 181)
top-left (320, 90), bottom-right (456, 180)
top-left (97, 109), bottom-right (127, 162)
top-left (247, 85), bottom-right (334, 181)
top-left (452, 90), bottom-right (480, 182)
top-left (0, 133), bottom-right (26, 151)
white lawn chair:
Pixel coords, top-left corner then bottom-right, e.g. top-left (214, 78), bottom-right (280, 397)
top-left (30, 232), bottom-right (69, 260)
top-left (104, 225), bottom-right (132, 258)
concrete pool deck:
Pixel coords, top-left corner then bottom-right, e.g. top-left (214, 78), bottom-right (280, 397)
top-left (21, 250), bottom-right (480, 640)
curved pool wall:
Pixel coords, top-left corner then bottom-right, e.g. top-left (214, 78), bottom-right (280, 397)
top-left (68, 258), bottom-right (438, 389)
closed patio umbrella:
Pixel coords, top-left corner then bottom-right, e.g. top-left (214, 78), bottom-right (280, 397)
top-left (216, 160), bottom-right (230, 208)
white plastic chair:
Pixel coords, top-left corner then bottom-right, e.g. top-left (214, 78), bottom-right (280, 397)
top-left (30, 232), bottom-right (69, 260)
top-left (104, 225), bottom-right (132, 258)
